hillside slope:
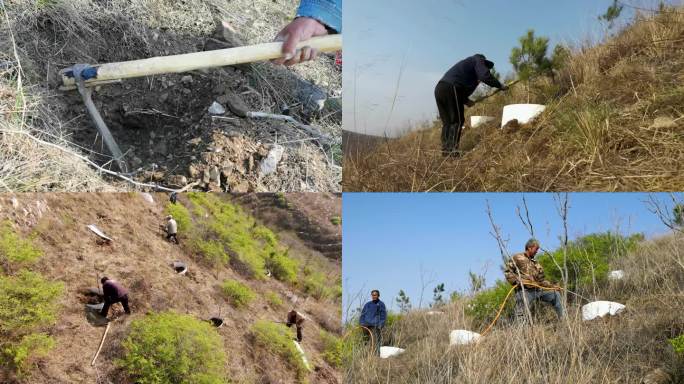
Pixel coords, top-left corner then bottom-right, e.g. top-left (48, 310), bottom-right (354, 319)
top-left (0, 192), bottom-right (341, 383)
top-left (344, 233), bottom-right (684, 383)
top-left (344, 6), bottom-right (684, 192)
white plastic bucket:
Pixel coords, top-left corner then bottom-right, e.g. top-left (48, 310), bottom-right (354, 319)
top-left (470, 116), bottom-right (495, 128)
top-left (379, 346), bottom-right (405, 358)
top-left (449, 329), bottom-right (481, 346)
top-left (501, 104), bottom-right (546, 128)
top-left (582, 301), bottom-right (625, 321)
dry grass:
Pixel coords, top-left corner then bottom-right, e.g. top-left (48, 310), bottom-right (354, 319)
top-left (344, 6), bottom-right (684, 192)
top-left (345, 233), bottom-right (684, 383)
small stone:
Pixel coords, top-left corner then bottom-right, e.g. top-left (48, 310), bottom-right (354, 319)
top-left (221, 166), bottom-right (233, 179)
top-left (180, 75), bottom-right (193, 84)
top-left (167, 175), bottom-right (188, 187)
top-left (182, 88), bottom-right (191, 95)
top-left (188, 137), bottom-right (202, 146)
top-left (188, 164), bottom-right (200, 179)
top-left (11, 197), bottom-right (18, 209)
top-left (220, 92), bottom-right (249, 117)
top-left (208, 101), bottom-right (226, 115)
top-left (209, 166), bottom-right (220, 182)
top-left (259, 145), bottom-right (284, 175)
top-left (202, 168), bottom-right (211, 183)
top-left (159, 93), bottom-right (169, 103)
top-left (257, 145), bottom-right (270, 158)
top-left (650, 116), bottom-right (677, 129)
top-left (131, 156), bottom-right (143, 168)
top-left (207, 182), bottom-right (222, 192)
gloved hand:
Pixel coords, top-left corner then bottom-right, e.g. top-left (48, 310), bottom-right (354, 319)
top-left (274, 17), bottom-right (329, 66)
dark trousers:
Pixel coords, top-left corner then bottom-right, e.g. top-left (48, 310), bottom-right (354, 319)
top-left (287, 323), bottom-right (303, 342)
top-left (166, 233), bottom-right (178, 244)
top-left (362, 325), bottom-right (382, 355)
top-left (434, 81), bottom-right (467, 152)
top-left (101, 294), bottom-right (131, 317)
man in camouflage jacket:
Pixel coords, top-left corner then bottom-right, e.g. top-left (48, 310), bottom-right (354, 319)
top-left (505, 239), bottom-right (565, 321)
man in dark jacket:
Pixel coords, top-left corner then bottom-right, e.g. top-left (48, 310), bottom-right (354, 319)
top-left (286, 309), bottom-right (306, 342)
top-left (435, 54), bottom-right (508, 156)
top-left (100, 277), bottom-right (131, 318)
top-left (359, 289), bottom-right (387, 355)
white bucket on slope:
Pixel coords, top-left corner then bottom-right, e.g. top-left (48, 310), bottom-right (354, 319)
top-left (501, 104), bottom-right (546, 127)
top-left (582, 301), bottom-right (625, 321)
top-left (449, 329), bottom-right (481, 346)
top-left (608, 270), bottom-right (625, 281)
top-left (470, 116), bottom-right (496, 128)
top-left (379, 346), bottom-right (405, 358)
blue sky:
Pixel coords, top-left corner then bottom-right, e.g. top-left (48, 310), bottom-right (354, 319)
top-left (342, 0), bottom-right (681, 137)
top-left (342, 193), bottom-right (678, 319)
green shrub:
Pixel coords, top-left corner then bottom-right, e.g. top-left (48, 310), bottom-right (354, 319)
top-left (265, 291), bottom-right (283, 308)
top-left (0, 270), bottom-right (63, 337)
top-left (192, 239), bottom-right (229, 267)
top-left (465, 280), bottom-right (515, 326)
top-left (221, 280), bottom-right (256, 308)
top-left (251, 320), bottom-right (308, 380)
top-left (0, 270), bottom-right (63, 376)
top-left (539, 232), bottom-right (643, 291)
top-left (188, 193), bottom-right (274, 279)
top-left (302, 271), bottom-right (332, 300)
top-left (119, 312), bottom-right (226, 384)
top-left (164, 202), bottom-right (192, 232)
top-left (670, 334), bottom-right (684, 357)
top-left (253, 225), bottom-right (278, 248)
top-left (319, 330), bottom-right (342, 367)
top-left (330, 216), bottom-right (341, 226)
top-left (266, 251), bottom-right (298, 283)
top-left (0, 220), bottom-right (43, 272)
top-left (5, 333), bottom-right (55, 377)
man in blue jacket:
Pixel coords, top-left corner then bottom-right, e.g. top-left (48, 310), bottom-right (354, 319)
top-left (435, 54), bottom-right (508, 157)
top-left (275, 0), bottom-right (342, 66)
top-left (359, 289), bottom-right (386, 355)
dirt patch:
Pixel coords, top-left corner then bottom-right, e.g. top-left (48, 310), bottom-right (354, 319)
top-left (3, 1), bottom-right (341, 192)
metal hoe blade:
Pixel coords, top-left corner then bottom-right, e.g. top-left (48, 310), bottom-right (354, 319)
top-left (71, 64), bottom-right (127, 172)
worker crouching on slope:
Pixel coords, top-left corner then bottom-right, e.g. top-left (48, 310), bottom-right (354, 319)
top-left (163, 215), bottom-right (179, 244)
top-left (435, 54), bottom-right (508, 157)
top-left (286, 309), bottom-right (306, 342)
top-left (100, 277), bottom-right (131, 318)
top-left (359, 289), bottom-right (387, 356)
top-left (504, 238), bottom-right (565, 322)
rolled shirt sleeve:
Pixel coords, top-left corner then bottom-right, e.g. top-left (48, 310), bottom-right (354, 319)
top-left (297, 0), bottom-right (342, 33)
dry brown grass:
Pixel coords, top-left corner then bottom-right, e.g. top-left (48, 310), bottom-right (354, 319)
top-left (344, 233), bottom-right (684, 383)
top-left (344, 6), bottom-right (684, 192)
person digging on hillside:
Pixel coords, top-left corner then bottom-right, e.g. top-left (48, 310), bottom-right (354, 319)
top-left (274, 0), bottom-right (341, 66)
top-left (359, 289), bottom-right (387, 356)
top-left (286, 309), bottom-right (306, 342)
top-left (99, 277), bottom-right (131, 318)
top-left (435, 54), bottom-right (508, 157)
top-left (163, 215), bottom-right (179, 244)
top-left (504, 238), bottom-right (565, 322)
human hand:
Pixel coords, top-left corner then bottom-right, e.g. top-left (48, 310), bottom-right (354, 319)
top-left (274, 17), bottom-right (329, 66)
